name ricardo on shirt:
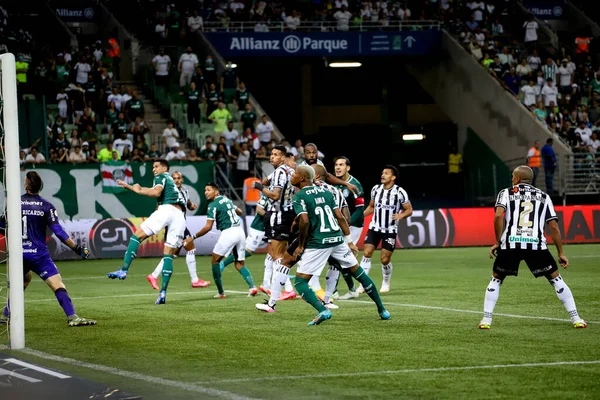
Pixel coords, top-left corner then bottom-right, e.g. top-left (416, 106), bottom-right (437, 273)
top-left (22, 209), bottom-right (45, 216)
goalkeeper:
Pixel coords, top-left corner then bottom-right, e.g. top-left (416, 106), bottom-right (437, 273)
top-left (0, 171), bottom-right (96, 327)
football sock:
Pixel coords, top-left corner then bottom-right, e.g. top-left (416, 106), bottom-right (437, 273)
top-left (309, 275), bottom-right (322, 291)
top-left (483, 277), bottom-right (502, 323)
top-left (186, 250), bottom-right (198, 282)
top-left (342, 270), bottom-right (356, 291)
top-left (360, 256), bottom-right (372, 275)
top-left (382, 263), bottom-right (393, 282)
top-left (212, 263), bottom-right (224, 295)
top-left (268, 260), bottom-right (288, 307)
top-left (549, 275), bottom-right (581, 322)
top-left (122, 236), bottom-right (141, 271)
top-left (161, 255), bottom-right (174, 291)
top-left (54, 288), bottom-right (76, 317)
top-left (221, 254), bottom-right (235, 270)
top-left (351, 267), bottom-right (385, 313)
top-left (238, 266), bottom-right (255, 288)
top-left (327, 258), bottom-right (342, 293)
top-left (262, 254), bottom-right (274, 288)
top-left (152, 259), bottom-right (163, 279)
top-left (295, 276), bottom-right (327, 313)
top-left (284, 277), bottom-right (294, 292)
top-left (324, 266), bottom-right (339, 303)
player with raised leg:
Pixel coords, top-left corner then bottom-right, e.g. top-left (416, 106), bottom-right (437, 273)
top-left (0, 172), bottom-right (95, 327)
top-left (147, 171), bottom-right (210, 289)
top-left (479, 166), bottom-right (587, 330)
top-left (185, 182), bottom-right (258, 298)
top-left (361, 165), bottom-right (412, 293)
top-left (106, 160), bottom-right (187, 305)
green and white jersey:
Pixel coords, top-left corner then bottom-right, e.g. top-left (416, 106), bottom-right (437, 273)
top-left (335, 174), bottom-right (364, 228)
top-left (153, 173), bottom-right (185, 207)
top-left (207, 195), bottom-right (241, 231)
top-left (293, 185), bottom-right (343, 249)
top-left (250, 195), bottom-right (269, 232)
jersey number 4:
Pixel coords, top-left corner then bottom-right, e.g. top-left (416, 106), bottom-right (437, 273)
top-left (315, 205), bottom-right (340, 233)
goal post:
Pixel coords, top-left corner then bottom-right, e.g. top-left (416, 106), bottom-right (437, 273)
top-left (0, 53), bottom-right (25, 349)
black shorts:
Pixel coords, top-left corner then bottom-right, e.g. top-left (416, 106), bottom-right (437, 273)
top-left (493, 249), bottom-right (558, 278)
top-left (265, 210), bottom-right (295, 241)
top-left (364, 229), bottom-right (396, 251)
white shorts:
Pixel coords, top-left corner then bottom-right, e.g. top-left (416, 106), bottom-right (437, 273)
top-left (350, 226), bottom-right (363, 244)
top-left (214, 226), bottom-right (246, 260)
top-left (297, 243), bottom-right (358, 276)
top-left (141, 204), bottom-right (186, 248)
top-left (245, 227), bottom-right (267, 252)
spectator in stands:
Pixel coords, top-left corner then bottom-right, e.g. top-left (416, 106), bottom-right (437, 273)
top-left (69, 129), bottom-right (82, 148)
top-left (487, 55), bottom-right (505, 78)
top-left (165, 144), bottom-right (186, 161)
top-left (53, 130), bottom-right (70, 153)
top-left (57, 88), bottom-right (69, 119)
top-left (145, 144), bottom-right (162, 161)
top-left (162, 121), bottom-right (180, 151)
top-left (187, 148), bottom-right (201, 161)
top-left (153, 48), bottom-right (171, 88)
top-left (521, 80), bottom-right (537, 108)
top-left (208, 102), bottom-right (232, 135)
top-left (522, 14), bottom-right (538, 49)
top-left (121, 147), bottom-right (131, 162)
top-left (240, 104), bottom-right (257, 132)
top-left (199, 142), bottom-right (215, 160)
top-left (133, 134), bottom-right (148, 155)
top-left (109, 112), bottom-right (129, 142)
top-left (74, 56), bottom-right (91, 85)
top-left (285, 10), bottom-right (301, 31)
top-left (527, 49), bottom-right (541, 72)
top-left (541, 58), bottom-right (558, 85)
top-left (190, 66), bottom-right (207, 94)
top-left (491, 18), bottom-right (504, 36)
top-left (526, 140), bottom-right (541, 186)
top-left (178, 47), bottom-right (199, 88)
top-left (222, 121), bottom-right (240, 147)
top-left (203, 55), bottom-right (217, 86)
top-left (25, 147), bottom-right (46, 164)
top-left (108, 35), bottom-right (121, 80)
top-left (234, 81), bottom-right (250, 112)
top-left (256, 115), bottom-right (274, 147)
top-left (242, 168), bottom-right (260, 215)
top-left (56, 148), bottom-right (70, 164)
top-left (334, 5), bottom-right (352, 31)
top-left (497, 46), bottom-right (513, 67)
top-left (105, 101), bottom-right (118, 126)
top-left (558, 59), bottom-right (575, 95)
top-left (232, 141), bottom-right (251, 184)
top-left (590, 133), bottom-right (600, 152)
top-left (155, 17), bottom-right (168, 41)
top-left (205, 82), bottom-right (222, 117)
top-left (254, 17), bottom-right (269, 32)
top-left (221, 61), bottom-right (239, 104)
top-left (188, 10), bottom-right (204, 33)
top-left (70, 144), bottom-right (86, 164)
top-left (75, 108), bottom-right (95, 132)
top-left (107, 87), bottom-right (123, 112)
top-left (575, 122), bottom-right (592, 145)
top-left (114, 131), bottom-right (133, 156)
top-left (82, 125), bottom-right (98, 150)
top-left (516, 58), bottom-right (532, 78)
top-left (542, 79), bottom-right (558, 111)
top-left (98, 140), bottom-right (119, 162)
top-left (542, 138), bottom-right (557, 193)
top-left (130, 148), bottom-right (144, 163)
top-left (185, 81), bottom-right (202, 125)
top-left (20, 150), bottom-right (27, 169)
top-left (125, 91), bottom-right (145, 121)
top-left (15, 54), bottom-right (29, 94)
top-left (88, 148), bottom-right (99, 163)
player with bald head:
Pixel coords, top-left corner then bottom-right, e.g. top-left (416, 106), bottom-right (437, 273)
top-left (479, 165), bottom-right (587, 330)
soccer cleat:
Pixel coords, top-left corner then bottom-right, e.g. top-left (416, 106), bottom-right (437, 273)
top-left (307, 309), bottom-right (332, 326)
top-left (279, 290), bottom-right (297, 301)
top-left (324, 302), bottom-right (339, 310)
top-left (573, 320), bottom-right (588, 329)
top-left (259, 286), bottom-right (271, 295)
top-left (146, 274), bottom-right (159, 290)
top-left (155, 290), bottom-right (166, 305)
top-left (380, 281), bottom-right (390, 293)
top-left (106, 269), bottom-right (127, 280)
top-left (379, 310), bottom-right (391, 320)
top-left (255, 300), bottom-right (276, 313)
top-left (214, 293), bottom-right (226, 299)
top-left (219, 260), bottom-right (225, 273)
top-left (248, 287), bottom-right (258, 297)
top-left (0, 314), bottom-right (8, 325)
top-left (478, 322), bottom-right (491, 330)
top-left (331, 291), bottom-right (340, 300)
top-left (68, 315), bottom-right (97, 327)
top-left (339, 290), bottom-right (359, 300)
top-left (357, 285), bottom-right (365, 294)
top-left (191, 279), bottom-right (210, 288)
top-left (314, 288), bottom-right (326, 301)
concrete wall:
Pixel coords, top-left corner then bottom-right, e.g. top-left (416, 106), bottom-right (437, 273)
top-left (407, 30), bottom-right (571, 163)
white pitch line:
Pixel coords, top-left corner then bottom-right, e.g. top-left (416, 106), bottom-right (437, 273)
top-left (198, 360), bottom-right (600, 384)
top-left (24, 290), bottom-right (249, 303)
top-left (4, 358), bottom-right (71, 379)
top-left (18, 348), bottom-right (261, 400)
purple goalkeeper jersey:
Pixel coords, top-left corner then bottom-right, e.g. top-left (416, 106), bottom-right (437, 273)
top-left (21, 194), bottom-right (69, 257)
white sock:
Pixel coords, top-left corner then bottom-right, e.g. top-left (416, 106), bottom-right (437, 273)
top-left (268, 259), bottom-right (289, 307)
top-left (186, 249), bottom-right (198, 282)
top-left (152, 259), bottom-right (163, 279)
top-left (324, 266), bottom-right (339, 303)
top-left (309, 275), bottom-right (322, 291)
top-left (284, 277), bottom-right (293, 292)
top-left (549, 275), bottom-right (581, 322)
top-left (360, 256), bottom-right (372, 275)
top-left (482, 277), bottom-right (502, 323)
top-left (262, 254), bottom-right (274, 288)
top-left (382, 263), bottom-right (393, 282)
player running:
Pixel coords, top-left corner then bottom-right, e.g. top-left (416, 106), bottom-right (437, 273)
top-left (184, 182), bottom-right (258, 298)
top-left (479, 166), bottom-right (587, 330)
top-left (106, 160), bottom-right (187, 305)
top-left (147, 171), bottom-right (210, 289)
top-left (0, 172), bottom-right (96, 327)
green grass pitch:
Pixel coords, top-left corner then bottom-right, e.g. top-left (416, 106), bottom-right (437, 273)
top-left (2, 245), bottom-right (600, 399)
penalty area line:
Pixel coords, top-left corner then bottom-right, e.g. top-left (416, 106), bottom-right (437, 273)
top-left (18, 348), bottom-right (261, 400)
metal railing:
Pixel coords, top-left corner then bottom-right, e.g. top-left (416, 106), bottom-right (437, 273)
top-left (202, 20), bottom-right (441, 33)
top-left (561, 153), bottom-right (600, 203)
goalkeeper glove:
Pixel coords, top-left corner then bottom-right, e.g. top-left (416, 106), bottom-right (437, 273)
top-left (73, 244), bottom-right (91, 259)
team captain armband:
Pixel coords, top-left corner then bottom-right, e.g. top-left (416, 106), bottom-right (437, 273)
top-left (354, 197), bottom-right (364, 206)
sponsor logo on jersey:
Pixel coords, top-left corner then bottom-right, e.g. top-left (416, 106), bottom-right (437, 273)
top-left (509, 235), bottom-right (540, 243)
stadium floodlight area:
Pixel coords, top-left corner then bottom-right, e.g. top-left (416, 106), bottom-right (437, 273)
top-left (0, 53), bottom-right (25, 349)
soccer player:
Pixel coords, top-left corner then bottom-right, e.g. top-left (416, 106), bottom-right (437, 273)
top-left (334, 156), bottom-right (365, 300)
top-left (479, 166), bottom-right (587, 330)
top-left (106, 160), bottom-right (187, 305)
top-left (147, 171), bottom-right (210, 289)
top-left (0, 171), bottom-right (95, 327)
top-left (362, 165), bottom-right (413, 293)
top-left (290, 165), bottom-right (390, 325)
top-left (184, 182), bottom-right (258, 298)
top-left (298, 143), bottom-right (359, 195)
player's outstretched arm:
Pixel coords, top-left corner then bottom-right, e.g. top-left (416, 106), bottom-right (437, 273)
top-left (48, 221), bottom-right (90, 259)
top-left (363, 199), bottom-right (375, 217)
top-left (548, 220), bottom-right (568, 268)
top-left (235, 207), bottom-right (243, 216)
top-left (253, 181), bottom-right (282, 201)
top-left (118, 179), bottom-right (163, 198)
top-left (325, 172), bottom-right (359, 195)
top-left (185, 220), bottom-right (214, 247)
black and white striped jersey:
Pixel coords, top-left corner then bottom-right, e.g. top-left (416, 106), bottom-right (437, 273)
top-left (368, 184), bottom-right (410, 234)
top-left (267, 164), bottom-right (295, 212)
top-left (298, 159), bottom-right (324, 167)
top-left (496, 184), bottom-right (558, 250)
top-left (179, 186), bottom-right (190, 206)
top-left (315, 180), bottom-right (348, 211)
